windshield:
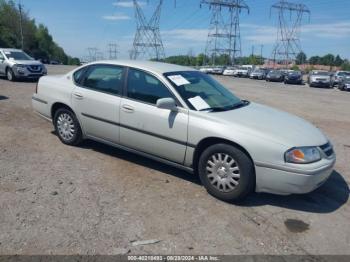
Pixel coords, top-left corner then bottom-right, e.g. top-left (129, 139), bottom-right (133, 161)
top-left (164, 71), bottom-right (244, 112)
top-left (3, 51), bottom-right (33, 61)
top-left (338, 71), bottom-right (350, 76)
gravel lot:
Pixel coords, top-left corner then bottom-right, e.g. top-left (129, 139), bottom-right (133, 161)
top-left (0, 65), bottom-right (349, 255)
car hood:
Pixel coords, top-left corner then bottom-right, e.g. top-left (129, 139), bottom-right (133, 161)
top-left (12, 60), bottom-right (43, 66)
top-left (210, 102), bottom-right (327, 147)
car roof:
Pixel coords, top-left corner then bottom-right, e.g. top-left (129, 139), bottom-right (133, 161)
top-left (88, 60), bottom-right (197, 75)
top-left (0, 48), bottom-right (23, 52)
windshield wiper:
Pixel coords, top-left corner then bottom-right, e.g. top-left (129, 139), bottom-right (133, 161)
top-left (200, 100), bottom-right (250, 112)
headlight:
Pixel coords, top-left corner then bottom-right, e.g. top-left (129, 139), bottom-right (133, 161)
top-left (15, 64), bottom-right (26, 69)
top-left (285, 147), bottom-right (321, 164)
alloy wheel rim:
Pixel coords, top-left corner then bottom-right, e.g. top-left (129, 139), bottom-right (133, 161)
top-left (206, 153), bottom-right (240, 192)
top-left (57, 113), bottom-right (75, 141)
top-left (7, 70), bottom-right (12, 80)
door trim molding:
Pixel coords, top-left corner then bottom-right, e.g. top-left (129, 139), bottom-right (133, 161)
top-left (81, 112), bottom-right (196, 148)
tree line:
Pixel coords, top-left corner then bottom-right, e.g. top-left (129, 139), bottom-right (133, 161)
top-left (0, 0), bottom-right (80, 65)
top-left (159, 52), bottom-right (350, 71)
top-left (294, 52), bottom-right (350, 70)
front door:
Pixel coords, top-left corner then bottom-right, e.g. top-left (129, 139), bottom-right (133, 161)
top-left (120, 68), bottom-right (189, 164)
top-left (72, 64), bottom-right (125, 143)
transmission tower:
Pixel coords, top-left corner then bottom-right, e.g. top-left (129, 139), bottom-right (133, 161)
top-left (87, 48), bottom-right (98, 62)
top-left (107, 43), bottom-right (119, 60)
top-left (201, 0), bottom-right (249, 66)
top-left (117, 0), bottom-right (165, 60)
top-left (270, 0), bottom-right (310, 67)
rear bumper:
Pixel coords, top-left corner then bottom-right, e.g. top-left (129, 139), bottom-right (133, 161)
top-left (255, 158), bottom-right (336, 195)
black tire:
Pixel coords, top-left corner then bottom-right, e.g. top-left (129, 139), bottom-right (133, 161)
top-left (6, 68), bottom-right (16, 81)
top-left (198, 143), bottom-right (255, 202)
top-left (54, 108), bottom-right (83, 146)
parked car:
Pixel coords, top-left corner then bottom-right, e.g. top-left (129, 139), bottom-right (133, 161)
top-left (0, 48), bottom-right (47, 81)
top-left (199, 66), bottom-right (213, 74)
top-left (332, 71), bottom-right (350, 86)
top-left (249, 69), bottom-right (265, 80)
top-left (32, 60), bottom-right (336, 202)
top-left (233, 67), bottom-right (249, 77)
top-left (211, 66), bottom-right (225, 75)
top-left (338, 76), bottom-right (350, 91)
top-left (266, 70), bottom-right (284, 82)
top-left (284, 71), bottom-right (303, 85)
top-left (223, 67), bottom-right (236, 76)
top-left (308, 70), bottom-right (332, 88)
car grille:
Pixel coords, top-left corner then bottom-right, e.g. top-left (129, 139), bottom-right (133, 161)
top-left (319, 142), bottom-right (334, 157)
top-left (27, 65), bottom-right (42, 73)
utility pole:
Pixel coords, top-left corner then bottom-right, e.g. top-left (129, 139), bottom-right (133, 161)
top-left (18, 1), bottom-right (24, 49)
top-left (260, 44), bottom-right (263, 65)
top-left (251, 45), bottom-right (254, 57)
top-left (270, 0), bottom-right (310, 68)
top-left (201, 0), bottom-right (249, 66)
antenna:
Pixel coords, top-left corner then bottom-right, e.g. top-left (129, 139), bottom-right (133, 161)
top-left (270, 0), bottom-right (310, 67)
top-left (201, 0), bottom-right (249, 65)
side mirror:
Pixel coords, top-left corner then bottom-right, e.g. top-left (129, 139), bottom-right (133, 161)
top-left (156, 98), bottom-right (177, 111)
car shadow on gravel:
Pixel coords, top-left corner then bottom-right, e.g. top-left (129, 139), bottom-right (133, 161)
top-left (74, 138), bottom-right (348, 214)
top-left (240, 171), bottom-right (349, 213)
top-left (80, 139), bottom-right (201, 185)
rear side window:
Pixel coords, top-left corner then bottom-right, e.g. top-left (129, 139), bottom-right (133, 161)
top-left (81, 65), bottom-right (124, 95)
top-left (126, 68), bottom-right (174, 104)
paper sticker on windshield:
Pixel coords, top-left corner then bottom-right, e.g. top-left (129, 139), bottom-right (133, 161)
top-left (188, 96), bottom-right (210, 111)
top-left (4, 51), bottom-right (10, 55)
top-left (168, 75), bottom-right (190, 86)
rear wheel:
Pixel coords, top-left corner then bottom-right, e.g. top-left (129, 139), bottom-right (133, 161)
top-left (6, 68), bottom-right (15, 81)
top-left (54, 108), bottom-right (83, 146)
top-left (198, 143), bottom-right (255, 202)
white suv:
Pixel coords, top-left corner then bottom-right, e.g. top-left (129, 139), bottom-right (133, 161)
top-left (0, 48), bottom-right (47, 81)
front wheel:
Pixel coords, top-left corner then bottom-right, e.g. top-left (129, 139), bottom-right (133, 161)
top-left (54, 108), bottom-right (83, 146)
top-left (6, 68), bottom-right (16, 81)
top-left (198, 144), bottom-right (255, 202)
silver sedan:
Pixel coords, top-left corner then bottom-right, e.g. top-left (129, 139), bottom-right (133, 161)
top-left (32, 60), bottom-right (336, 202)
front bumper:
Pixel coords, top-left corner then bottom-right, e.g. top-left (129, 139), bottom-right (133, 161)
top-left (285, 78), bottom-right (302, 84)
top-left (310, 81), bottom-right (330, 87)
top-left (13, 66), bottom-right (46, 79)
top-left (255, 157), bottom-right (336, 195)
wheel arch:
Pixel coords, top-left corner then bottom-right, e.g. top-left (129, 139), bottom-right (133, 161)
top-left (51, 102), bottom-right (75, 120)
top-left (192, 137), bottom-right (255, 176)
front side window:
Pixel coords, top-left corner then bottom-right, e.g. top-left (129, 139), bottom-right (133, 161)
top-left (81, 65), bottom-right (124, 95)
top-left (164, 71), bottom-right (243, 112)
top-left (4, 51), bottom-right (33, 61)
top-left (126, 68), bottom-right (174, 104)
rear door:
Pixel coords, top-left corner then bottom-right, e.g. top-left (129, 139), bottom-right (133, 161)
top-left (119, 68), bottom-right (189, 164)
top-left (72, 64), bottom-right (125, 143)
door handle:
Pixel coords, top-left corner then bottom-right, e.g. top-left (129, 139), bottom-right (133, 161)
top-left (73, 92), bottom-right (84, 99)
top-left (122, 104), bottom-right (134, 113)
